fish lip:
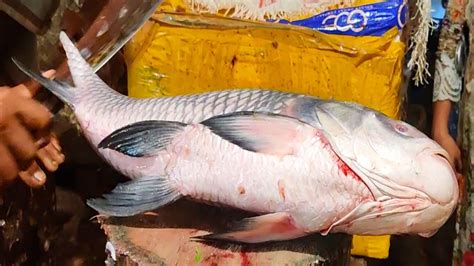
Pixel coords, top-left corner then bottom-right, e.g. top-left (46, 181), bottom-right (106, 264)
top-left (419, 149), bottom-right (459, 205)
top-left (425, 148), bottom-right (450, 162)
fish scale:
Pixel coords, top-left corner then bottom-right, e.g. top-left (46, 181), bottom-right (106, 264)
top-left (173, 125), bottom-right (370, 223)
top-left (14, 31), bottom-right (459, 243)
top-left (87, 89), bottom-right (287, 127)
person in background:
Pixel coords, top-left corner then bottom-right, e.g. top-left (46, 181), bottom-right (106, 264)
top-left (0, 70), bottom-right (64, 190)
top-left (432, 0), bottom-right (467, 171)
top-left (432, 0), bottom-right (474, 262)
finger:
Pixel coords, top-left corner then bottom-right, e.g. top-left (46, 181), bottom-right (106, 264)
top-left (11, 84), bottom-right (32, 97)
top-left (37, 148), bottom-right (56, 172)
top-left (47, 141), bottom-right (65, 168)
top-left (49, 143), bottom-right (65, 165)
top-left (18, 161), bottom-right (46, 187)
top-left (41, 69), bottom-right (56, 79)
top-left (13, 96), bottom-right (51, 131)
top-left (35, 135), bottom-right (51, 150)
top-left (37, 144), bottom-right (64, 172)
top-left (0, 143), bottom-right (19, 185)
top-left (2, 119), bottom-right (37, 170)
top-left (49, 135), bottom-right (61, 151)
top-left (445, 154), bottom-right (455, 170)
top-left (20, 69), bottom-right (57, 96)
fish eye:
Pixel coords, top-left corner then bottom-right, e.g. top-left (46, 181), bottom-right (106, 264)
top-left (394, 123), bottom-right (409, 134)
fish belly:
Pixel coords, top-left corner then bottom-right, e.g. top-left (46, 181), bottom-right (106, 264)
top-left (167, 125), bottom-right (373, 232)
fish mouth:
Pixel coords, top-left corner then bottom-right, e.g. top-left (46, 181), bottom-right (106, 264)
top-left (415, 149), bottom-right (459, 205)
top-left (429, 148), bottom-right (451, 163)
top-left (348, 148), bottom-right (458, 206)
top-left (325, 132), bottom-right (457, 205)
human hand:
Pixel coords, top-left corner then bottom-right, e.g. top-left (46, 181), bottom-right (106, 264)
top-left (18, 134), bottom-right (65, 186)
top-left (0, 70), bottom-right (64, 189)
top-left (456, 172), bottom-right (466, 204)
top-left (433, 131), bottom-right (462, 172)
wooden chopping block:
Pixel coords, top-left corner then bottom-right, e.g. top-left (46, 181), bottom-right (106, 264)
top-left (97, 200), bottom-right (352, 265)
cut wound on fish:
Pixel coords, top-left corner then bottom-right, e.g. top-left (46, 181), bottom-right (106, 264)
top-left (192, 212), bottom-right (306, 243)
top-left (201, 111), bottom-right (317, 156)
top-left (98, 120), bottom-right (187, 157)
top-left (86, 176), bottom-right (182, 217)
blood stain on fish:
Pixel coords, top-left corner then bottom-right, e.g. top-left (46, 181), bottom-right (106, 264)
top-left (238, 186), bottom-right (246, 195)
top-left (271, 214), bottom-right (299, 234)
top-left (278, 180), bottom-right (286, 201)
top-left (183, 147), bottom-right (191, 157)
top-left (240, 252), bottom-right (251, 266)
top-left (316, 131), bottom-right (362, 182)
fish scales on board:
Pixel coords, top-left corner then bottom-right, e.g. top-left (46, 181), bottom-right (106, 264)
top-left (13, 31), bottom-right (459, 243)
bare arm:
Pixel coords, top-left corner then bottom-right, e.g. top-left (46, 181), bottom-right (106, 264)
top-left (431, 0), bottom-right (466, 172)
top-left (432, 100), bottom-right (461, 171)
top-left (432, 100), bottom-right (452, 138)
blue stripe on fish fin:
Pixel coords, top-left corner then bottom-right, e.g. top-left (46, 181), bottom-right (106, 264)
top-left (86, 176), bottom-right (181, 217)
top-left (12, 58), bottom-right (75, 106)
top-left (191, 212), bottom-right (306, 243)
top-left (201, 111), bottom-right (314, 156)
top-left (98, 120), bottom-right (187, 157)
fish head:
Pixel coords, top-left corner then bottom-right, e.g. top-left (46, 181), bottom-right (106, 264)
top-left (314, 101), bottom-right (458, 237)
top-left (350, 111), bottom-right (458, 236)
top-left (353, 111), bottom-right (457, 202)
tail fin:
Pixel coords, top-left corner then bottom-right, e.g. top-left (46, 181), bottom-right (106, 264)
top-left (14, 31), bottom-right (120, 107)
top-left (12, 58), bottom-right (75, 107)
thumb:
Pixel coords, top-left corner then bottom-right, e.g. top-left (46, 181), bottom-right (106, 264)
top-left (18, 162), bottom-right (46, 188)
top-left (444, 153), bottom-right (456, 170)
top-left (15, 69), bottom-right (57, 97)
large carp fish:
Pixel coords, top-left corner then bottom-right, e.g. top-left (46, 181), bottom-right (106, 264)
top-left (14, 31), bottom-right (458, 244)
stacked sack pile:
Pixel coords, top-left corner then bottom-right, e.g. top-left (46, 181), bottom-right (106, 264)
top-left (123, 0), bottom-right (409, 259)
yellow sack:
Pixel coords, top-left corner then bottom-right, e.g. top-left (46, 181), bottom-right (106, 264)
top-left (351, 235), bottom-right (391, 259)
top-left (123, 1), bottom-right (403, 260)
top-left (124, 16), bottom-right (404, 119)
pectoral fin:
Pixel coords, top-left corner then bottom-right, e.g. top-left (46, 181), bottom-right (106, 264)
top-left (201, 111), bottom-right (316, 156)
top-left (98, 120), bottom-right (187, 157)
top-left (192, 212), bottom-right (306, 243)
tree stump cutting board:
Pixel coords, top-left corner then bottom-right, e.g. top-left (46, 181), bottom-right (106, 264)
top-left (97, 200), bottom-right (352, 265)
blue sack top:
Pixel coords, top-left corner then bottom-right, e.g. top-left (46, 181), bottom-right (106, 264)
top-left (273, 0), bottom-right (407, 37)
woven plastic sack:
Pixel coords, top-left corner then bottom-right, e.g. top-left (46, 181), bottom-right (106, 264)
top-left (124, 12), bottom-right (405, 118)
